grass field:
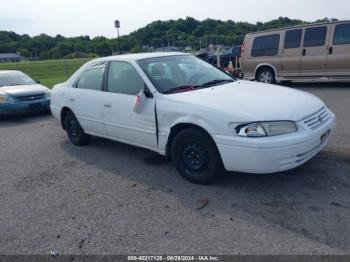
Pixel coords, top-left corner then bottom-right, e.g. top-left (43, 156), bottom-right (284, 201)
top-left (0, 58), bottom-right (92, 88)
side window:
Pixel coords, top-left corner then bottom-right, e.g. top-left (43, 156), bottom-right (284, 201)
top-left (107, 61), bottom-right (144, 95)
top-left (304, 27), bottom-right (327, 47)
top-left (251, 34), bottom-right (280, 57)
top-left (76, 66), bottom-right (105, 91)
top-left (334, 23), bottom-right (350, 45)
top-left (284, 29), bottom-right (302, 49)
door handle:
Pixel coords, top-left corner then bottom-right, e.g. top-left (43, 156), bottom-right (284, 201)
top-left (69, 98), bottom-right (75, 102)
top-left (104, 104), bottom-right (112, 108)
top-left (302, 49), bottom-right (306, 56)
top-left (329, 46), bottom-right (333, 55)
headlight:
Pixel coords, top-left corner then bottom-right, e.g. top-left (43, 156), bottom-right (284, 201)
top-left (235, 121), bottom-right (297, 137)
top-left (0, 92), bottom-right (17, 104)
top-left (45, 90), bottom-right (51, 98)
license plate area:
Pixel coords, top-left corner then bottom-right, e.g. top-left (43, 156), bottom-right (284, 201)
top-left (29, 103), bottom-right (42, 111)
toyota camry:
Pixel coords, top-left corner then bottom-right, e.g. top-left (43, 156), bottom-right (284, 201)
top-left (50, 52), bottom-right (336, 184)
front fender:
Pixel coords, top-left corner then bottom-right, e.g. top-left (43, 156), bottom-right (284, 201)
top-left (156, 101), bottom-right (222, 155)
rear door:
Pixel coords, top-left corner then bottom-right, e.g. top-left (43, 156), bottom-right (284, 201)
top-left (300, 25), bottom-right (329, 77)
top-left (281, 29), bottom-right (303, 77)
top-left (67, 64), bottom-right (107, 136)
top-left (327, 22), bottom-right (350, 77)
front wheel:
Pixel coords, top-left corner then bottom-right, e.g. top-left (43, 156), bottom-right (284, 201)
top-left (257, 68), bottom-right (275, 84)
top-left (64, 111), bottom-right (91, 146)
top-left (171, 128), bottom-right (224, 185)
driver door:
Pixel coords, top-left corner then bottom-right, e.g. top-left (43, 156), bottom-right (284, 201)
top-left (102, 61), bottom-right (158, 150)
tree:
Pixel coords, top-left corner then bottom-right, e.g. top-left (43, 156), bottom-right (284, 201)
top-left (0, 16), bottom-right (334, 60)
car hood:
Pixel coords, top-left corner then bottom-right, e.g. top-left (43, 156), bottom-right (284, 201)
top-left (163, 81), bottom-right (325, 122)
top-left (0, 84), bottom-right (49, 97)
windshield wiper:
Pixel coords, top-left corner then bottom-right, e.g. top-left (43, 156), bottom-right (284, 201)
top-left (163, 79), bottom-right (234, 94)
top-left (198, 79), bottom-right (234, 87)
top-left (9, 83), bottom-right (24, 86)
top-left (163, 85), bottom-right (200, 94)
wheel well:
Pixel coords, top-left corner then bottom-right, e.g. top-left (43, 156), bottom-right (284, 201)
top-left (255, 65), bottom-right (275, 79)
top-left (165, 123), bottom-right (215, 161)
top-left (60, 107), bottom-right (72, 130)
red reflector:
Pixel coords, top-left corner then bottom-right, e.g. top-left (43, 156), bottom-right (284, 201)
top-left (241, 43), bottom-right (246, 53)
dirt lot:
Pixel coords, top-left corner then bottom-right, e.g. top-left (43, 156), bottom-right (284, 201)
top-left (0, 84), bottom-right (349, 255)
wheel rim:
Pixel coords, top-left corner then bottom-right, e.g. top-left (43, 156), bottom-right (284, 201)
top-left (259, 71), bottom-right (273, 83)
top-left (67, 116), bottom-right (79, 138)
top-left (181, 142), bottom-right (209, 172)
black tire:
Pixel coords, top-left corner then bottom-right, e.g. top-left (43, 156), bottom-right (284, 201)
top-left (171, 128), bottom-right (224, 185)
top-left (64, 110), bottom-right (91, 146)
top-left (256, 67), bottom-right (275, 84)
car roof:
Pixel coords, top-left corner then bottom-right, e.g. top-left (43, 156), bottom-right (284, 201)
top-left (96, 52), bottom-right (189, 62)
top-left (246, 20), bottom-right (350, 36)
top-left (0, 70), bottom-right (22, 74)
top-left (64, 52), bottom-right (191, 86)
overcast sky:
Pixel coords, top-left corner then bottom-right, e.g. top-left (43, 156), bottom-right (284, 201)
top-left (0, 0), bottom-right (349, 38)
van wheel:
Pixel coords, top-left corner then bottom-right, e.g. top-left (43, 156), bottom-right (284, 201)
top-left (257, 68), bottom-right (275, 84)
top-left (171, 128), bottom-right (224, 185)
top-left (64, 111), bottom-right (91, 146)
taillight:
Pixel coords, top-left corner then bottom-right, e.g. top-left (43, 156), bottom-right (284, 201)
top-left (241, 43), bottom-right (246, 53)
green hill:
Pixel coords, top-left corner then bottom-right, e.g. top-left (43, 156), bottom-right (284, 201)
top-left (0, 17), bottom-right (338, 60)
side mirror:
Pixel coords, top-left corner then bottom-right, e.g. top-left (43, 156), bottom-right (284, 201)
top-left (143, 86), bottom-right (153, 98)
top-left (133, 85), bottom-right (153, 113)
top-left (36, 80), bottom-right (41, 84)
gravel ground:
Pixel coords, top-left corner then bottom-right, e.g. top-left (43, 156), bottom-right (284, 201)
top-left (0, 84), bottom-right (349, 255)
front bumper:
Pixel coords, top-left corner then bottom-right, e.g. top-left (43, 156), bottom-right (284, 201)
top-left (0, 98), bottom-right (50, 116)
top-left (215, 111), bottom-right (336, 174)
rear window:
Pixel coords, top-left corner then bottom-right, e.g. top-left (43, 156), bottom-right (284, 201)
top-left (284, 29), bottom-right (302, 49)
top-left (334, 23), bottom-right (350, 45)
top-left (304, 27), bottom-right (327, 47)
top-left (251, 34), bottom-right (280, 57)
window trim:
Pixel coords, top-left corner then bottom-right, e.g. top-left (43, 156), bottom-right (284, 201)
top-left (105, 60), bottom-right (146, 96)
top-left (284, 29), bottom-right (303, 49)
top-left (303, 26), bottom-right (327, 47)
top-left (333, 23), bottom-right (350, 45)
top-left (251, 34), bottom-right (280, 57)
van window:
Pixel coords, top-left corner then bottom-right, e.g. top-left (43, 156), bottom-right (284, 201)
top-left (251, 34), bottom-right (280, 57)
top-left (334, 23), bottom-right (350, 45)
top-left (284, 29), bottom-right (302, 49)
top-left (304, 27), bottom-right (327, 47)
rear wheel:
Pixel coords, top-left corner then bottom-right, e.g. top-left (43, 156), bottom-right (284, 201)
top-left (64, 111), bottom-right (91, 146)
top-left (171, 128), bottom-right (224, 185)
top-left (257, 67), bottom-right (275, 84)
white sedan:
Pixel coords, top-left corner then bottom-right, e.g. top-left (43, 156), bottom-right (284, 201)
top-left (50, 52), bottom-right (336, 184)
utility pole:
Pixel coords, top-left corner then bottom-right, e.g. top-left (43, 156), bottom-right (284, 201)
top-left (115, 20), bottom-right (121, 54)
top-left (167, 31), bottom-right (170, 47)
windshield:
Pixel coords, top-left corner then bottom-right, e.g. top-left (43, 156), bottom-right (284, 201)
top-left (0, 71), bottom-right (36, 87)
top-left (137, 55), bottom-right (235, 94)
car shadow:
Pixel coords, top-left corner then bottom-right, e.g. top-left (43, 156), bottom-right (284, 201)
top-left (60, 136), bottom-right (350, 252)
